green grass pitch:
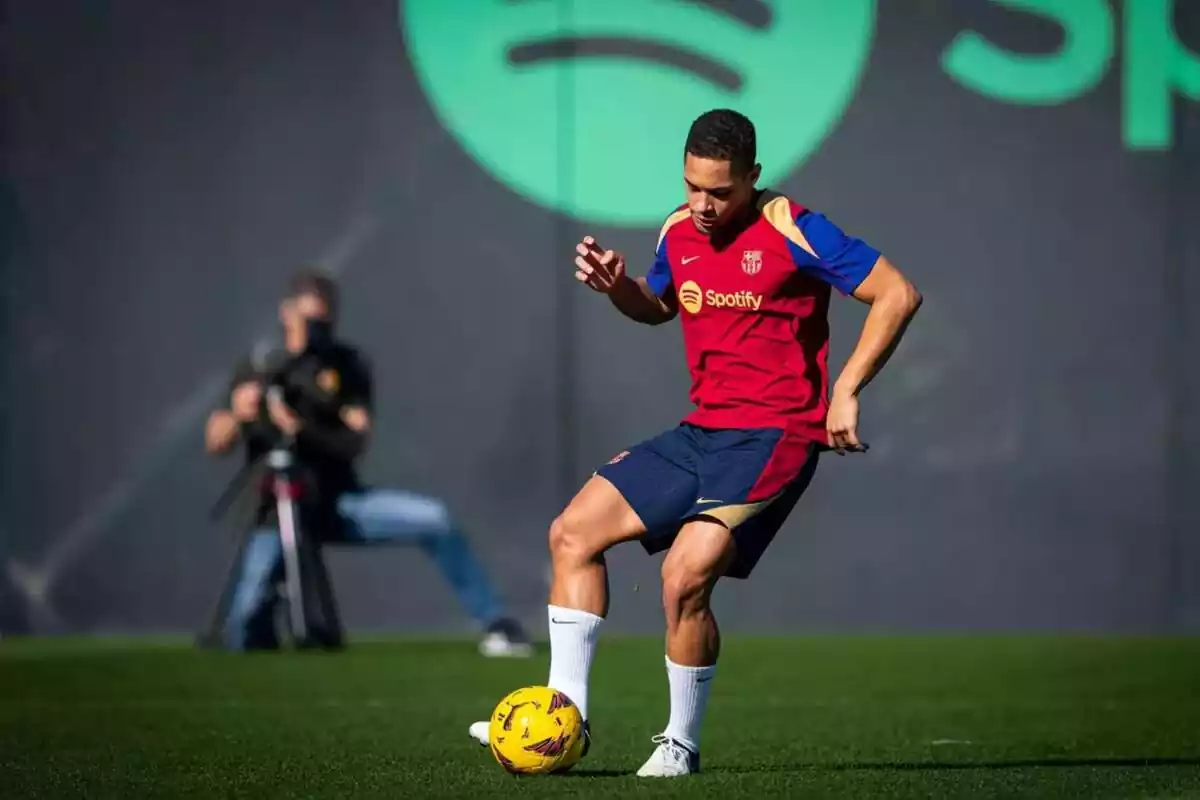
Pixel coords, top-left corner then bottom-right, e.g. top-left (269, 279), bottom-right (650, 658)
top-left (3, 635), bottom-right (1199, 798)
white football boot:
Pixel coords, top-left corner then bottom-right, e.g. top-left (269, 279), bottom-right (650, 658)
top-left (635, 734), bottom-right (700, 777)
top-left (468, 720), bottom-right (491, 746)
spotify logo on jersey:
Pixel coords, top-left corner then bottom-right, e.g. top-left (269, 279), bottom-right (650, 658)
top-left (678, 281), bottom-right (703, 314)
top-left (401, 0), bottom-right (877, 227)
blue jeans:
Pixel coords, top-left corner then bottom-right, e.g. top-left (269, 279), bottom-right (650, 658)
top-left (222, 488), bottom-right (506, 650)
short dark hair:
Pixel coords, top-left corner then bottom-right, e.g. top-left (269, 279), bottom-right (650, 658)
top-left (684, 109), bottom-right (757, 175)
top-left (287, 269), bottom-right (339, 314)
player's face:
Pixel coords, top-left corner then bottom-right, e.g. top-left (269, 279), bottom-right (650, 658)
top-left (683, 154), bottom-right (760, 235)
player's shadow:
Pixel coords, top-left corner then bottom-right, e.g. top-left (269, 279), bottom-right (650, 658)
top-left (708, 756), bottom-right (1200, 774)
top-left (557, 769), bottom-right (628, 778)
top-left (554, 757), bottom-right (1200, 779)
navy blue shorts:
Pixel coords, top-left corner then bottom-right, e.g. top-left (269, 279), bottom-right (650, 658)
top-left (595, 424), bottom-right (820, 579)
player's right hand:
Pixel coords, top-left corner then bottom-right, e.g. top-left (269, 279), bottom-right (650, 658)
top-left (574, 236), bottom-right (626, 294)
top-left (230, 381), bottom-right (263, 423)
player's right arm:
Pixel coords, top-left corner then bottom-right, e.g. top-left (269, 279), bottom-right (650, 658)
top-left (574, 236), bottom-right (677, 326)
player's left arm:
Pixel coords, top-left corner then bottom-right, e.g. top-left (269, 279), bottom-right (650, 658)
top-left (791, 210), bottom-right (922, 451)
top-left (838, 254), bottom-right (922, 399)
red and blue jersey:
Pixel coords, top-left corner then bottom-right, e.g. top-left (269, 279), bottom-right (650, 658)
top-left (645, 191), bottom-right (880, 443)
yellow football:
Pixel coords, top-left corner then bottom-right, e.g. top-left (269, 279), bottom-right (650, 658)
top-left (487, 685), bottom-right (585, 774)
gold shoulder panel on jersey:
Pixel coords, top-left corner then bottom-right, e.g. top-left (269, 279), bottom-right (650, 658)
top-left (656, 208), bottom-right (692, 250)
top-left (759, 192), bottom-right (819, 260)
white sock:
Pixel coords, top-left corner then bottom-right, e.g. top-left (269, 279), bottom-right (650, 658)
top-left (662, 656), bottom-right (716, 753)
top-left (546, 604), bottom-right (603, 721)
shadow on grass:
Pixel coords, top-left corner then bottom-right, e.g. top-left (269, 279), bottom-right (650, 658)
top-left (708, 757), bottom-right (1200, 774)
top-left (555, 770), bottom-right (629, 778)
top-left (508, 757), bottom-right (1200, 781)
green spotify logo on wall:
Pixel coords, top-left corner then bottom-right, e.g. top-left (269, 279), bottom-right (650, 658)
top-left (401, 0), bottom-right (876, 227)
top-left (943, 0), bottom-right (1200, 150)
top-left (402, 0), bottom-right (1198, 227)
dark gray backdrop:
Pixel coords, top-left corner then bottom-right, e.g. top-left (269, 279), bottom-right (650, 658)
top-left (3, 0), bottom-right (1199, 635)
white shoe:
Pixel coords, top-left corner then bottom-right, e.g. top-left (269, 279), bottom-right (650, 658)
top-left (468, 720), bottom-right (490, 747)
top-left (635, 735), bottom-right (700, 777)
top-left (477, 631), bottom-right (534, 658)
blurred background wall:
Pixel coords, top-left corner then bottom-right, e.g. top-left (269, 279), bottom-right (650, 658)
top-left (2, 0), bottom-right (1199, 636)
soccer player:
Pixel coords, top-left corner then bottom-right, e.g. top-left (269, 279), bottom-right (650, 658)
top-left (470, 109), bottom-right (922, 775)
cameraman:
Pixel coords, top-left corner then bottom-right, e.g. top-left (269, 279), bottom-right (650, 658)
top-left (204, 271), bottom-right (532, 656)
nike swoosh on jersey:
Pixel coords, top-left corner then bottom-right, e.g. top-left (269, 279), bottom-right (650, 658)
top-left (681, 256), bottom-right (701, 264)
top-left (695, 497), bottom-right (723, 505)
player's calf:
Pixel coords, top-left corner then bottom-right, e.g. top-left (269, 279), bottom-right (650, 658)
top-left (661, 555), bottom-right (721, 664)
top-left (660, 520), bottom-right (732, 664)
top-left (648, 521), bottom-right (735, 769)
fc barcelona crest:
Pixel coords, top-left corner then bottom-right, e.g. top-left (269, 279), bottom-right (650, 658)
top-left (741, 250), bottom-right (763, 275)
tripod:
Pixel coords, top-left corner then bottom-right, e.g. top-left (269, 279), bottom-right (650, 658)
top-left (197, 442), bottom-right (344, 651)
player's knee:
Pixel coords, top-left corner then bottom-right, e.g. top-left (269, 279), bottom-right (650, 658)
top-left (660, 559), bottom-right (714, 619)
top-left (547, 511), bottom-right (603, 566)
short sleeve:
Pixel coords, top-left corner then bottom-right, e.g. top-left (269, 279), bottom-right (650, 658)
top-left (645, 236), bottom-right (673, 298)
top-left (788, 210), bottom-right (881, 296)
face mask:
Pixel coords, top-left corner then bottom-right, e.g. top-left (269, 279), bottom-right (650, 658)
top-left (304, 318), bottom-right (335, 353)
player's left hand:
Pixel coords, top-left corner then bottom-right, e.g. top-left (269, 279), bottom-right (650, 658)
top-left (266, 392), bottom-right (302, 437)
top-left (826, 390), bottom-right (867, 455)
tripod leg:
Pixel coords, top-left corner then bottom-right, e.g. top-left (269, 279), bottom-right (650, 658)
top-left (295, 531), bottom-right (344, 650)
top-left (275, 483), bottom-right (307, 645)
top-left (195, 524), bottom-right (256, 648)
